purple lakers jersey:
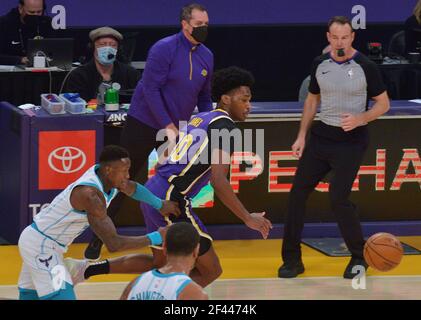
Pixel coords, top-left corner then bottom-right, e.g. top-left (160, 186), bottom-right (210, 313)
top-left (157, 109), bottom-right (236, 199)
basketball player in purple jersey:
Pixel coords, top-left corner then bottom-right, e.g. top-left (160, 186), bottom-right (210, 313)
top-left (67, 66), bottom-right (272, 288)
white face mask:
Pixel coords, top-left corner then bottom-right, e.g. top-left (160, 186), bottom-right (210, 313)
top-left (97, 46), bottom-right (117, 65)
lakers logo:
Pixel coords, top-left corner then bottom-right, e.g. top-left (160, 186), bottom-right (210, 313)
top-left (201, 69), bottom-right (208, 77)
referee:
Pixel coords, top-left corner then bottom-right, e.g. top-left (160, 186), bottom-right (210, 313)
top-left (278, 16), bottom-right (390, 279)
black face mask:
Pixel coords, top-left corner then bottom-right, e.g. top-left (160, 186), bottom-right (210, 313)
top-left (191, 25), bottom-right (208, 43)
top-left (23, 15), bottom-right (41, 28)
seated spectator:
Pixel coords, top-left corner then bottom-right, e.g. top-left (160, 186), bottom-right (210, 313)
top-left (404, 0), bottom-right (421, 54)
top-left (298, 45), bottom-right (331, 102)
top-left (0, 0), bottom-right (55, 65)
top-left (65, 27), bottom-right (140, 102)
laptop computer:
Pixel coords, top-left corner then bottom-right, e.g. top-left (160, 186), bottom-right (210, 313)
top-left (27, 38), bottom-right (74, 70)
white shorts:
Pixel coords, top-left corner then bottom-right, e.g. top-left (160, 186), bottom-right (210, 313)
top-left (18, 225), bottom-right (74, 299)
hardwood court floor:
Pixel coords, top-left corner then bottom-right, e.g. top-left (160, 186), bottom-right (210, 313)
top-left (2, 276), bottom-right (421, 300)
top-left (1, 237), bottom-right (421, 299)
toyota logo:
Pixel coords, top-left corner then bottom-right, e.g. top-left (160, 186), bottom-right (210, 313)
top-left (48, 147), bottom-right (87, 174)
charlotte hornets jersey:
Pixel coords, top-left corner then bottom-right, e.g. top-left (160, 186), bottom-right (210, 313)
top-left (127, 269), bottom-right (192, 300)
top-left (157, 109), bottom-right (236, 199)
top-left (32, 164), bottom-right (119, 248)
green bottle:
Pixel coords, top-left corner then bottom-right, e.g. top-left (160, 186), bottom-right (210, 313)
top-left (105, 88), bottom-right (119, 111)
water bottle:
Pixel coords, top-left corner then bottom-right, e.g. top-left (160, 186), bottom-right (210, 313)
top-left (105, 87), bottom-right (119, 111)
top-left (97, 82), bottom-right (111, 106)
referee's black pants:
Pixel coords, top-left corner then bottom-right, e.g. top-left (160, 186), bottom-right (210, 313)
top-left (282, 124), bottom-right (369, 263)
top-left (89, 115), bottom-right (165, 245)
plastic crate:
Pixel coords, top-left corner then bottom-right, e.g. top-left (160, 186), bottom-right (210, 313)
top-left (40, 94), bottom-right (65, 115)
top-left (60, 93), bottom-right (87, 114)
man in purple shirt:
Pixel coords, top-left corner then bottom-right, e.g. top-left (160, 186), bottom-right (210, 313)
top-left (84, 3), bottom-right (214, 260)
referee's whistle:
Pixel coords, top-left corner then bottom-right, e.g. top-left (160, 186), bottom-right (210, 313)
top-left (337, 48), bottom-right (345, 57)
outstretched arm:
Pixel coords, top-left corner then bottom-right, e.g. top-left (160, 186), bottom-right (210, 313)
top-left (70, 186), bottom-right (164, 252)
top-left (210, 149), bottom-right (272, 239)
top-left (119, 181), bottom-right (181, 217)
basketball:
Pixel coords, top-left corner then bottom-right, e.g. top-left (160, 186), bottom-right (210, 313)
top-left (363, 233), bottom-right (403, 272)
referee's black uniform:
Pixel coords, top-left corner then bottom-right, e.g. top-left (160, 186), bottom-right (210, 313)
top-left (281, 51), bottom-right (387, 277)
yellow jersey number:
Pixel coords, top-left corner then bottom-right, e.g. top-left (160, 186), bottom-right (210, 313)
top-left (169, 132), bottom-right (194, 162)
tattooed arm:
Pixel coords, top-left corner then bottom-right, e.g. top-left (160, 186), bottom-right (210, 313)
top-left (70, 186), bottom-right (159, 252)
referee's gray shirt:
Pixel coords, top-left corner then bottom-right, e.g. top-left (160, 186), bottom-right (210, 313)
top-left (309, 52), bottom-right (386, 127)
